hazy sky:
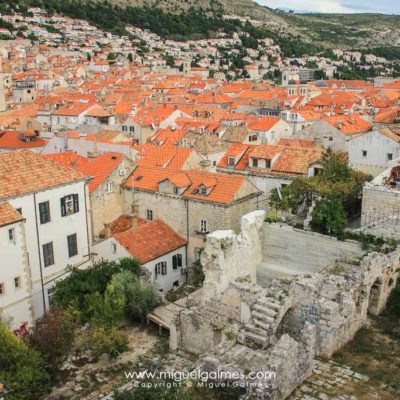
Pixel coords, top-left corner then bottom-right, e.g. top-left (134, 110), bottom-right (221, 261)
top-left (256, 0), bottom-right (400, 14)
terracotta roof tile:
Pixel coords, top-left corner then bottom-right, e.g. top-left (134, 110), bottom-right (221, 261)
top-left (125, 165), bottom-right (253, 205)
top-left (0, 131), bottom-right (47, 149)
top-left (0, 203), bottom-right (24, 227)
top-left (114, 219), bottom-right (187, 263)
top-left (44, 152), bottom-right (125, 192)
top-left (0, 151), bottom-right (87, 199)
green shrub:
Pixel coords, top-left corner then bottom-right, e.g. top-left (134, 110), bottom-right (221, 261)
top-left (124, 278), bottom-right (160, 322)
top-left (0, 321), bottom-right (51, 400)
top-left (86, 276), bottom-right (126, 328)
top-left (53, 258), bottom-right (140, 319)
top-left (88, 326), bottom-right (128, 359)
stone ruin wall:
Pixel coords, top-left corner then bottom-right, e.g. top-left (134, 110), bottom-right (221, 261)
top-left (170, 211), bottom-right (400, 399)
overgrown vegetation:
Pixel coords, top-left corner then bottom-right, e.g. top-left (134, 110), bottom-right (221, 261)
top-left (0, 320), bottom-right (51, 400)
top-left (269, 150), bottom-right (370, 238)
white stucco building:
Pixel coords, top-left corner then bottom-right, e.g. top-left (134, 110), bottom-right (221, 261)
top-left (93, 219), bottom-right (187, 293)
top-left (0, 151), bottom-right (92, 324)
top-left (349, 128), bottom-right (400, 176)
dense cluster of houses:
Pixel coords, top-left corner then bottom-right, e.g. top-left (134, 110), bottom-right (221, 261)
top-left (1, 6), bottom-right (400, 329)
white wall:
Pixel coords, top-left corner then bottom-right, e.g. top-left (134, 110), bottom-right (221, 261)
top-left (93, 237), bottom-right (187, 293)
top-left (349, 131), bottom-right (400, 175)
top-left (7, 180), bottom-right (91, 318)
top-left (0, 220), bottom-right (33, 328)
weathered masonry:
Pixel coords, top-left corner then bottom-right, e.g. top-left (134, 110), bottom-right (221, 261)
top-left (168, 211), bottom-right (400, 400)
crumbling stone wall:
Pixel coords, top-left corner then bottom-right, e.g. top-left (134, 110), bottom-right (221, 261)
top-left (171, 211), bottom-right (400, 399)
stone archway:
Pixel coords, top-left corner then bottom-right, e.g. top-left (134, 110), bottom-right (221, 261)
top-left (368, 277), bottom-right (383, 316)
top-left (275, 307), bottom-right (301, 341)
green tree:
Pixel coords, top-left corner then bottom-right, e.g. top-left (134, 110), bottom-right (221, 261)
top-left (109, 271), bottom-right (160, 322)
top-left (311, 193), bottom-right (348, 237)
top-left (0, 321), bottom-right (51, 400)
top-left (88, 326), bottom-right (128, 359)
top-left (53, 258), bottom-right (140, 315)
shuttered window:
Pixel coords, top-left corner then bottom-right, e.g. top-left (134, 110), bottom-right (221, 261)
top-left (61, 194), bottom-right (79, 216)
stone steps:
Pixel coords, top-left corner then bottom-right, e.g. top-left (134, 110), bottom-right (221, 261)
top-left (240, 330), bottom-right (268, 346)
top-left (251, 310), bottom-right (275, 323)
top-left (256, 297), bottom-right (282, 310)
top-left (254, 318), bottom-right (271, 331)
top-left (253, 303), bottom-right (278, 317)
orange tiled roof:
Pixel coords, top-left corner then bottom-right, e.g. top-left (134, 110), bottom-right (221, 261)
top-left (114, 219), bottom-right (187, 263)
top-left (374, 107), bottom-right (400, 124)
top-left (0, 150), bottom-right (87, 199)
top-left (98, 215), bottom-right (148, 238)
top-left (247, 117), bottom-right (281, 131)
top-left (0, 131), bottom-right (47, 149)
top-left (277, 138), bottom-right (316, 148)
top-left (125, 165), bottom-right (252, 205)
top-left (43, 152), bottom-right (125, 192)
top-left (134, 143), bottom-right (195, 170)
top-left (0, 202), bottom-right (24, 227)
top-left (218, 144), bottom-right (323, 176)
top-left (324, 115), bottom-right (372, 135)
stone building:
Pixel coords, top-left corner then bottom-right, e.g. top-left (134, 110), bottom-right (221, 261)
top-left (154, 211), bottom-right (400, 400)
top-left (217, 143), bottom-right (324, 204)
top-left (44, 151), bottom-right (135, 239)
top-left (360, 162), bottom-right (400, 238)
top-left (124, 165), bottom-right (262, 261)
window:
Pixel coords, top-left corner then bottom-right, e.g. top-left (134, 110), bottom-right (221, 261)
top-left (362, 150), bottom-right (367, 158)
top-left (129, 126), bottom-right (135, 132)
top-left (200, 186), bottom-right (207, 196)
top-left (172, 254), bottom-right (183, 269)
top-left (48, 287), bottom-right (55, 308)
top-left (173, 187), bottom-right (179, 195)
top-left (155, 261), bottom-right (167, 277)
top-left (0, 283), bottom-right (4, 295)
top-left (122, 126), bottom-right (128, 132)
top-left (39, 201), bottom-right (51, 224)
top-left (61, 194), bottom-right (79, 216)
top-left (228, 157), bottom-right (235, 167)
top-left (67, 234), bottom-right (78, 258)
top-left (43, 242), bottom-right (54, 267)
top-left (106, 182), bottom-right (114, 193)
top-left (252, 158), bottom-right (258, 168)
top-left (387, 153), bottom-right (393, 161)
top-left (8, 228), bottom-right (15, 243)
top-left (146, 209), bottom-right (153, 221)
top-left (212, 161), bottom-right (217, 166)
top-left (14, 277), bottom-right (21, 289)
top-left (200, 219), bottom-right (208, 233)
top-left (328, 136), bottom-right (333, 141)
top-left (265, 159), bottom-right (271, 169)
top-left (249, 134), bottom-right (258, 142)
top-left (112, 242), bottom-right (117, 254)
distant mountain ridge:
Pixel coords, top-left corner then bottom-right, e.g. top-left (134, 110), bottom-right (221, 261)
top-left (3, 0), bottom-right (400, 50)
top-left (85, 0), bottom-right (400, 48)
